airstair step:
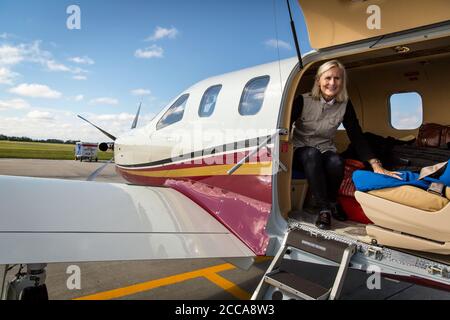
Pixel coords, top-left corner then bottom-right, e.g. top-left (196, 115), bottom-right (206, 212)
top-left (264, 270), bottom-right (330, 300)
top-left (287, 228), bottom-right (351, 263)
top-left (252, 229), bottom-right (356, 300)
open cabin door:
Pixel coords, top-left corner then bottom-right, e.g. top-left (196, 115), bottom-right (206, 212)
top-left (297, 0), bottom-right (450, 50)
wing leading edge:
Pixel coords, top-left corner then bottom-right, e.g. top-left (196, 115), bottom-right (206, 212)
top-left (0, 175), bottom-right (254, 264)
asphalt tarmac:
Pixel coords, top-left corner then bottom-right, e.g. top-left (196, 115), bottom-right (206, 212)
top-left (0, 158), bottom-right (449, 300)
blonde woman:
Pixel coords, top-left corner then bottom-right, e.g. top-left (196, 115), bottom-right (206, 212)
top-left (291, 60), bottom-right (399, 229)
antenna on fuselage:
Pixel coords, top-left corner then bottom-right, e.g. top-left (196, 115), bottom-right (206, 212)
top-left (77, 115), bottom-right (117, 141)
top-left (286, 0), bottom-right (303, 69)
top-left (131, 102), bottom-right (142, 129)
top-left (76, 114), bottom-right (116, 181)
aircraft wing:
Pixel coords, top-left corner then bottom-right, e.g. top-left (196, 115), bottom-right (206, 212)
top-left (0, 175), bottom-right (255, 264)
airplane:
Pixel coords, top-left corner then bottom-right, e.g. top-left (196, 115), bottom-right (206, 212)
top-left (2, 0), bottom-right (450, 300)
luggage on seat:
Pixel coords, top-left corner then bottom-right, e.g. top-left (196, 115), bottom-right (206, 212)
top-left (417, 123), bottom-right (450, 148)
top-left (389, 144), bottom-right (450, 171)
top-left (338, 159), bottom-right (372, 224)
top-left (383, 123), bottom-right (450, 170)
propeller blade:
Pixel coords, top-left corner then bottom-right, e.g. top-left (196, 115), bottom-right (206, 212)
top-left (131, 102), bottom-right (142, 129)
top-left (77, 115), bottom-right (117, 141)
top-left (87, 157), bottom-right (114, 182)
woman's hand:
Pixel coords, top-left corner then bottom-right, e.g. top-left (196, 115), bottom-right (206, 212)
top-left (370, 159), bottom-right (402, 180)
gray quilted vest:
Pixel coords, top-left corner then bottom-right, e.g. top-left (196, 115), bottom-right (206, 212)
top-left (293, 93), bottom-right (347, 153)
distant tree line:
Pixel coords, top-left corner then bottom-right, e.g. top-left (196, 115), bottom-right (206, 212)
top-left (0, 134), bottom-right (79, 145)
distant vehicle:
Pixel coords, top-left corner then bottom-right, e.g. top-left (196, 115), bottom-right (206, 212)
top-left (74, 142), bottom-right (98, 162)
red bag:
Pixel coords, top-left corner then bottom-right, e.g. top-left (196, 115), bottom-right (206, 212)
top-left (338, 159), bottom-right (372, 224)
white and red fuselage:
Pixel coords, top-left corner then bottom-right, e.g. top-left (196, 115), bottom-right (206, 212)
top-left (113, 58), bottom-right (298, 255)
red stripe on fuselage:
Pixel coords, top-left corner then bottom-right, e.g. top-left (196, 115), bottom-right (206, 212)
top-left (115, 149), bottom-right (274, 255)
top-left (116, 168), bottom-right (272, 204)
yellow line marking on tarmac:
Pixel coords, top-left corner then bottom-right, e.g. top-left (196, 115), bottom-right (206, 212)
top-left (204, 272), bottom-right (251, 300)
top-left (75, 257), bottom-right (272, 300)
top-left (75, 263), bottom-right (238, 300)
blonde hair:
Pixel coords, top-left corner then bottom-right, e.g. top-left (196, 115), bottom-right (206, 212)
top-left (311, 60), bottom-right (348, 103)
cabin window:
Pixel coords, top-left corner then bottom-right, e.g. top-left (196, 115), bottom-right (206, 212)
top-left (238, 76), bottom-right (270, 116)
top-left (389, 92), bottom-right (423, 130)
top-left (199, 85), bottom-right (222, 117)
top-left (156, 94), bottom-right (189, 130)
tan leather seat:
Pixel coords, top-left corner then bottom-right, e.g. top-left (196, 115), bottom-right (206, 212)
top-left (368, 186), bottom-right (449, 212)
top-left (355, 187), bottom-right (450, 255)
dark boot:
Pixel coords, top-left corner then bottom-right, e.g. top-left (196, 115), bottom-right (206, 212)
top-left (315, 209), bottom-right (331, 230)
top-left (330, 202), bottom-right (348, 222)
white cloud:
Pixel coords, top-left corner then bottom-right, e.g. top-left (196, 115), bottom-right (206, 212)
top-left (19, 41), bottom-right (52, 66)
top-left (145, 26), bottom-right (179, 41)
top-left (95, 113), bottom-right (135, 121)
top-left (46, 60), bottom-right (71, 72)
top-left (72, 67), bottom-right (88, 74)
top-left (0, 109), bottom-right (156, 141)
top-left (26, 110), bottom-right (55, 121)
top-left (74, 95), bottom-right (84, 101)
top-left (68, 56), bottom-right (95, 65)
top-left (89, 97), bottom-right (119, 105)
top-left (0, 33), bottom-right (11, 39)
top-left (0, 41), bottom-right (54, 68)
top-left (0, 115), bottom-right (79, 140)
top-left (46, 60), bottom-right (88, 75)
top-left (131, 88), bottom-right (151, 96)
top-left (0, 41), bottom-right (91, 79)
top-left (264, 39), bottom-right (292, 50)
top-left (0, 67), bottom-right (19, 85)
top-left (135, 45), bottom-right (164, 59)
top-left (9, 83), bottom-right (62, 99)
top-left (0, 45), bottom-right (24, 65)
top-left (394, 116), bottom-right (422, 129)
top-left (0, 98), bottom-right (30, 111)
top-left (73, 75), bottom-right (87, 81)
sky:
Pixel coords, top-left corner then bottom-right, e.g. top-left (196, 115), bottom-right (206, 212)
top-left (0, 0), bottom-right (312, 141)
top-left (0, 0), bottom-right (420, 142)
top-left (390, 92), bottom-right (423, 130)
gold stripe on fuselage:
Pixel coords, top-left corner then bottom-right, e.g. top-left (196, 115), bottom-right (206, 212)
top-left (119, 161), bottom-right (273, 177)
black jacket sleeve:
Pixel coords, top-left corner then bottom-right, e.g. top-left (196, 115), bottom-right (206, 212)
top-left (342, 100), bottom-right (375, 162)
top-left (290, 95), bottom-right (304, 128)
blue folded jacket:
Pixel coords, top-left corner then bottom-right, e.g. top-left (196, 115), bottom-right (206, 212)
top-left (353, 162), bottom-right (450, 192)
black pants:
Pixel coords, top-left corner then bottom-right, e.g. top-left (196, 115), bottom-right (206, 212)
top-left (294, 147), bottom-right (345, 210)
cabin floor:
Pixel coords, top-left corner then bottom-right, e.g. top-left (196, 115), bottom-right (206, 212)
top-left (398, 249), bottom-right (450, 266)
top-left (288, 209), bottom-right (372, 244)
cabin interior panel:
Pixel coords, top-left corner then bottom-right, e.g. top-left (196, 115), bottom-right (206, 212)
top-left (280, 35), bottom-right (450, 219)
top-left (346, 53), bottom-right (450, 143)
